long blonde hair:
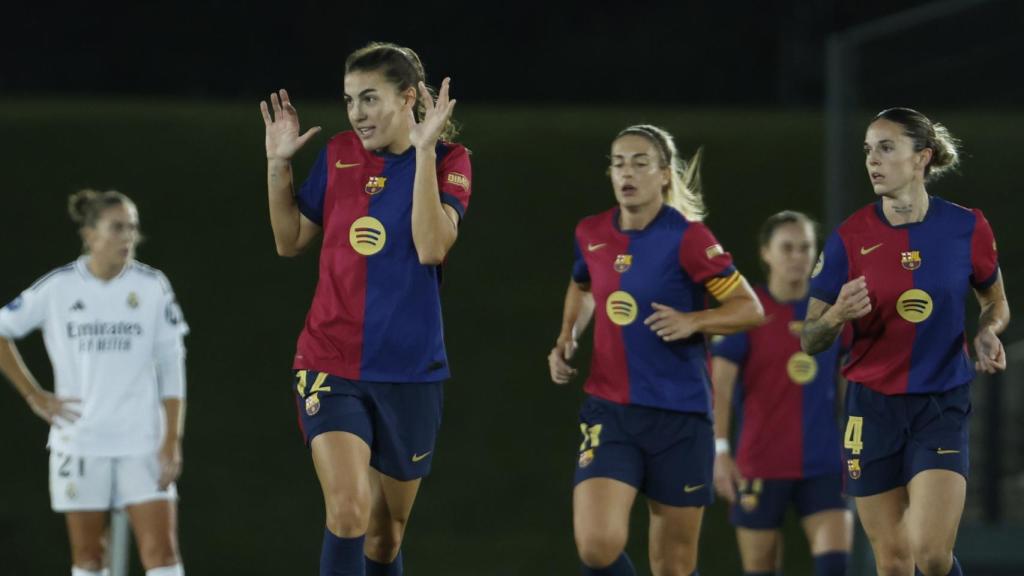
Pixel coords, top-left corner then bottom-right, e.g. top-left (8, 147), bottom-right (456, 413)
top-left (615, 124), bottom-right (706, 221)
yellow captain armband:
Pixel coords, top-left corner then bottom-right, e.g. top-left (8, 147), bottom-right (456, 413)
top-left (705, 271), bottom-right (742, 300)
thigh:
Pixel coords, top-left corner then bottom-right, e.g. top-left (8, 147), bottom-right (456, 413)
top-left (854, 487), bottom-right (910, 557)
top-left (643, 413), bottom-right (714, 507)
top-left (734, 527), bottom-right (782, 573)
top-left (65, 510), bottom-right (109, 557)
top-left (801, 509), bottom-right (853, 556)
top-left (647, 499), bottom-right (704, 575)
top-left (906, 469), bottom-right (965, 553)
top-left (312, 431), bottom-right (373, 503)
top-left (125, 499), bottom-right (178, 565)
top-left (573, 477), bottom-right (638, 542)
top-left (730, 478), bottom-right (792, 530)
top-left (369, 381), bottom-right (444, 481)
top-left (367, 469), bottom-right (422, 530)
top-left (114, 452), bottom-right (176, 509)
top-left (50, 452), bottom-right (113, 512)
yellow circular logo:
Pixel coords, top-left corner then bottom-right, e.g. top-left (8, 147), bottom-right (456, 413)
top-left (605, 291), bottom-right (638, 326)
top-left (349, 216), bottom-right (386, 256)
top-left (811, 252), bottom-right (824, 278)
top-left (897, 289), bottom-right (933, 323)
top-left (786, 352), bottom-right (819, 385)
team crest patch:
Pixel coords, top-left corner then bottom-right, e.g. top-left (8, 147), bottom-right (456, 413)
top-left (66, 482), bottom-right (77, 500)
top-left (127, 292), bottom-right (139, 309)
top-left (613, 254), bottom-right (632, 273)
top-left (705, 244), bottom-right (725, 259)
top-left (578, 448), bottom-right (595, 468)
top-left (305, 393), bottom-right (321, 416)
top-left (812, 252), bottom-right (824, 278)
top-left (364, 176), bottom-right (387, 196)
top-left (446, 172), bottom-right (469, 190)
top-left (900, 250), bottom-right (922, 271)
top-left (740, 493), bottom-right (759, 512)
top-left (847, 458), bottom-right (861, 480)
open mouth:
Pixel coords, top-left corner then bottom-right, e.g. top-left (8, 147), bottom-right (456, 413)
top-left (356, 126), bottom-right (376, 139)
top-left (620, 184), bottom-right (637, 195)
top-left (870, 172), bottom-right (884, 183)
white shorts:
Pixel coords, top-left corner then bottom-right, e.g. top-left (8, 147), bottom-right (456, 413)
top-left (49, 450), bottom-right (178, 512)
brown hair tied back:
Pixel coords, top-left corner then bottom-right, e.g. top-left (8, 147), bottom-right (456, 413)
top-left (874, 108), bottom-right (961, 181)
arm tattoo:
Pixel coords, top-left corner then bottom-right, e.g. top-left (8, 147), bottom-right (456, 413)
top-left (801, 316), bottom-right (843, 355)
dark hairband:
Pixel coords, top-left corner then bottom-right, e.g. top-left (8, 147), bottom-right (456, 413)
top-left (618, 126), bottom-right (672, 166)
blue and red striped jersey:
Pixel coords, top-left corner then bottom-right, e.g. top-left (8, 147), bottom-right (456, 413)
top-left (573, 206), bottom-right (740, 414)
top-left (293, 131), bottom-right (472, 382)
top-left (713, 287), bottom-right (850, 479)
top-left (809, 197), bottom-right (998, 395)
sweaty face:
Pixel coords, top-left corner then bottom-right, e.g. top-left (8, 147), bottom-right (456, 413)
top-left (864, 119), bottom-right (931, 196)
top-left (761, 221), bottom-right (816, 285)
top-left (609, 135), bottom-right (670, 210)
top-left (344, 70), bottom-right (415, 154)
top-left (84, 203), bottom-right (139, 269)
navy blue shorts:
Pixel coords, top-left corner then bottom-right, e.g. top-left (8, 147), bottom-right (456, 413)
top-left (294, 370), bottom-right (443, 481)
top-left (573, 395), bottom-right (714, 507)
top-left (843, 381), bottom-right (970, 497)
top-left (730, 474), bottom-right (847, 529)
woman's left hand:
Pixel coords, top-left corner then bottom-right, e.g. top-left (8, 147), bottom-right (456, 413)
top-left (974, 326), bottom-right (1006, 374)
top-left (158, 440), bottom-right (182, 490)
top-left (644, 302), bottom-right (701, 342)
top-left (408, 78), bottom-right (456, 150)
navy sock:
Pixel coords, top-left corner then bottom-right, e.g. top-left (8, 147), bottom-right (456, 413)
top-left (319, 529), bottom-right (365, 576)
top-left (581, 552), bottom-right (636, 575)
top-left (914, 556), bottom-right (963, 576)
top-left (813, 551), bottom-right (848, 576)
top-left (365, 550), bottom-right (403, 575)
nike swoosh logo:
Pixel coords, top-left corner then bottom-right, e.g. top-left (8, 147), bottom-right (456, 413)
top-left (411, 452), bottom-right (432, 462)
top-left (860, 243), bottom-right (883, 255)
top-left (335, 161), bottom-right (361, 169)
top-left (684, 483), bottom-right (705, 493)
top-left (587, 243), bottom-right (607, 252)
top-left (936, 449), bottom-right (960, 455)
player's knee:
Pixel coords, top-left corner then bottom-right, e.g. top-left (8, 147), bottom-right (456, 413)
top-left (650, 543), bottom-right (697, 576)
top-left (324, 492), bottom-right (371, 536)
top-left (365, 533), bottom-right (402, 564)
top-left (71, 540), bottom-right (106, 570)
top-left (873, 548), bottom-right (913, 576)
top-left (575, 528), bottom-right (627, 568)
top-left (911, 543), bottom-right (953, 576)
top-left (137, 535), bottom-right (179, 570)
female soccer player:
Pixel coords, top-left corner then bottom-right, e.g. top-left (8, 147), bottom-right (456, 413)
top-left (0, 189), bottom-right (188, 576)
top-left (802, 108), bottom-right (1009, 576)
top-left (712, 211), bottom-right (851, 576)
top-left (548, 124), bottom-right (763, 576)
top-left (260, 42), bottom-right (471, 575)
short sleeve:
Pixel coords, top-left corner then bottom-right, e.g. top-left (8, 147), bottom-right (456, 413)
top-left (712, 332), bottom-right (749, 365)
top-left (572, 237), bottom-right (590, 284)
top-left (970, 209), bottom-right (999, 289)
top-left (296, 148), bottom-right (328, 226)
top-left (437, 144), bottom-right (472, 221)
top-left (679, 222), bottom-right (739, 300)
top-left (0, 282), bottom-right (50, 340)
top-left (809, 230), bottom-right (850, 305)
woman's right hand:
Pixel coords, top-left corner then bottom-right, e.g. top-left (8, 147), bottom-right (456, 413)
top-left (260, 89), bottom-right (321, 161)
top-left (549, 337), bottom-right (579, 385)
top-left (713, 452), bottom-right (742, 504)
top-left (826, 276), bottom-right (872, 324)
top-left (25, 390), bottom-right (80, 427)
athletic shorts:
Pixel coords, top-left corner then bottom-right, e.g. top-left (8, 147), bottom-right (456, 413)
top-left (730, 474), bottom-right (847, 529)
top-left (573, 395), bottom-right (714, 507)
top-left (49, 450), bottom-right (177, 512)
top-left (842, 381), bottom-right (970, 497)
top-left (294, 370), bottom-right (443, 481)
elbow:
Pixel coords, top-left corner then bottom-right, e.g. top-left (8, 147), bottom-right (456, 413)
top-left (275, 242), bottom-right (300, 258)
top-left (416, 249), bottom-right (446, 266)
top-left (740, 298), bottom-right (765, 330)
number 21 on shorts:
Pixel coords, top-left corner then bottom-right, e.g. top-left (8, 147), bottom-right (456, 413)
top-left (844, 416), bottom-right (864, 456)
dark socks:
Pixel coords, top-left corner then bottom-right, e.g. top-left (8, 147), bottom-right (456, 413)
top-left (814, 551), bottom-right (848, 576)
top-left (319, 529), bottom-right (365, 576)
top-left (365, 550), bottom-right (403, 575)
top-left (581, 552), bottom-right (636, 576)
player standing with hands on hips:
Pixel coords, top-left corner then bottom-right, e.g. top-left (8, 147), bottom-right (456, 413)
top-left (0, 189), bottom-right (189, 576)
top-left (260, 42), bottom-right (472, 576)
top-left (802, 108), bottom-right (1009, 576)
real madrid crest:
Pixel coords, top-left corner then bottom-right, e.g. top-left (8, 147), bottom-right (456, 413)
top-left (900, 250), bottom-right (922, 271)
top-left (613, 254), bottom-right (632, 273)
top-left (127, 292), bottom-right (139, 309)
top-left (305, 393), bottom-right (321, 416)
top-left (364, 176), bottom-right (387, 196)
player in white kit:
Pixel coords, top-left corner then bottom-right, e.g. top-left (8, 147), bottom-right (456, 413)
top-left (0, 189), bottom-right (188, 576)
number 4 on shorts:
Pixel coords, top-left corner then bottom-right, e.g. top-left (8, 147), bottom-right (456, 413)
top-left (844, 416), bottom-right (864, 456)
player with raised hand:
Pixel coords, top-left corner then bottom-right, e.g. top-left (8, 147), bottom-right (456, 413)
top-left (802, 108), bottom-right (1009, 576)
top-left (260, 42), bottom-right (471, 576)
top-left (548, 124), bottom-right (763, 576)
top-left (712, 211), bottom-right (852, 576)
top-left (0, 189), bottom-right (189, 576)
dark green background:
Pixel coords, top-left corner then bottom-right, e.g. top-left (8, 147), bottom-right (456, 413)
top-left (1, 101), bottom-right (1019, 574)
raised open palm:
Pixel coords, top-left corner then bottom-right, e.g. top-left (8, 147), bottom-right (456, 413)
top-left (409, 78), bottom-right (456, 149)
top-left (260, 89), bottom-right (321, 160)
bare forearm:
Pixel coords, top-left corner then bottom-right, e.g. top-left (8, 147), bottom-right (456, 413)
top-left (692, 297), bottom-right (762, 336)
top-left (711, 362), bottom-right (736, 440)
top-left (0, 337), bottom-right (43, 400)
top-left (162, 398), bottom-right (184, 443)
top-left (979, 299), bottom-right (1010, 335)
top-left (411, 149), bottom-right (457, 265)
top-left (559, 282), bottom-right (594, 342)
top-left (267, 158), bottom-right (304, 256)
top-left (801, 309), bottom-right (843, 355)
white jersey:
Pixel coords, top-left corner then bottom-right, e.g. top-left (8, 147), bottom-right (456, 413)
top-left (0, 257), bottom-right (188, 456)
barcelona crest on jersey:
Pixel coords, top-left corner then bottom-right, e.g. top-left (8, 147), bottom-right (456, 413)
top-left (901, 250), bottom-right (922, 271)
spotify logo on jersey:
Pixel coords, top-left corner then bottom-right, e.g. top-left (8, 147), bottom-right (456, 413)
top-left (606, 291), bottom-right (638, 326)
top-left (349, 217), bottom-right (387, 256)
top-left (786, 352), bottom-right (818, 385)
top-left (896, 289), bottom-right (933, 323)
